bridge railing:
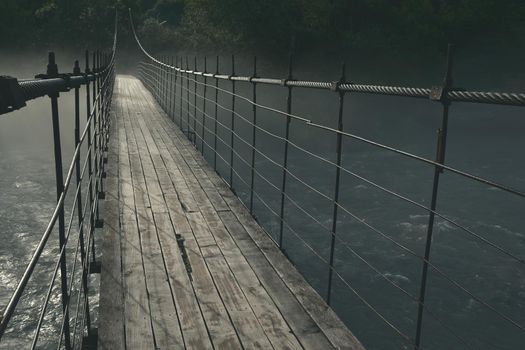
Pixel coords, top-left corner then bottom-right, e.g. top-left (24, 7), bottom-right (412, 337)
top-left (0, 16), bottom-right (117, 349)
top-left (130, 12), bottom-right (525, 350)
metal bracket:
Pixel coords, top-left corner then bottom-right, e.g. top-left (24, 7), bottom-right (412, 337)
top-left (0, 76), bottom-right (26, 115)
top-left (429, 86), bottom-right (444, 101)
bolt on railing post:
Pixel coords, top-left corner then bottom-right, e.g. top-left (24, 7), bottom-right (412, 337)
top-left (278, 49), bottom-right (294, 249)
top-left (229, 55), bottom-right (236, 189)
top-left (201, 56), bottom-right (207, 154)
top-left (326, 63), bottom-right (347, 305)
top-left (213, 56), bottom-right (219, 171)
top-left (414, 44), bottom-right (454, 349)
top-left (193, 56), bottom-right (198, 147)
top-left (73, 60), bottom-right (92, 333)
top-left (249, 56), bottom-right (258, 215)
top-left (47, 52), bottom-right (72, 350)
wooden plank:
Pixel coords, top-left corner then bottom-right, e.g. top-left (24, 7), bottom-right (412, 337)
top-left (136, 92), bottom-right (281, 349)
top-left (154, 99), bottom-right (361, 349)
top-left (219, 211), bottom-right (335, 350)
top-left (222, 200), bottom-right (365, 350)
top-left (204, 254), bottom-right (274, 349)
top-left (98, 90), bottom-right (125, 350)
top-left (117, 80), bottom-right (156, 349)
top-left (127, 79), bottom-right (214, 350)
top-left (137, 80), bottom-right (328, 349)
top-left (124, 83), bottom-right (185, 349)
top-left (185, 237), bottom-right (243, 350)
top-left (103, 75), bottom-right (364, 350)
top-left (154, 208), bottom-right (214, 350)
top-left (153, 90), bottom-right (364, 349)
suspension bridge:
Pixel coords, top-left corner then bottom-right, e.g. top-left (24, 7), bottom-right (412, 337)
top-left (1, 11), bottom-right (524, 350)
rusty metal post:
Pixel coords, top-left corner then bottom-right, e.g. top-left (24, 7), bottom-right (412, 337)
top-left (229, 55), bottom-right (236, 188)
top-left (249, 56), bottom-right (257, 215)
top-left (186, 56), bottom-right (191, 138)
top-left (326, 63), bottom-right (347, 305)
top-left (193, 56), bottom-right (198, 146)
top-left (278, 49), bottom-right (294, 249)
top-left (179, 56), bottom-right (183, 129)
top-left (213, 56), bottom-right (219, 171)
top-left (414, 44), bottom-right (454, 349)
top-left (201, 56), bottom-right (207, 154)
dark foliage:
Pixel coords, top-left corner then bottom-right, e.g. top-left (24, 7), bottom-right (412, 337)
top-left (1, 0), bottom-right (524, 55)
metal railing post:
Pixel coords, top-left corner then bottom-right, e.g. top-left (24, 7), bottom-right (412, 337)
top-left (162, 56), bottom-right (166, 109)
top-left (229, 55), bottom-right (236, 189)
top-left (169, 56), bottom-right (175, 120)
top-left (92, 51), bottom-right (101, 267)
top-left (179, 56), bottom-right (183, 129)
top-left (213, 56), bottom-right (219, 171)
top-left (249, 56), bottom-right (257, 215)
top-left (96, 50), bottom-right (105, 209)
top-left (167, 56), bottom-right (172, 113)
top-left (414, 44), bottom-right (454, 349)
top-left (156, 58), bottom-right (159, 99)
top-left (278, 50), bottom-right (294, 249)
top-left (158, 57), bottom-right (161, 103)
top-left (47, 52), bottom-right (72, 350)
top-left (162, 56), bottom-right (169, 110)
top-left (201, 56), bottom-right (207, 154)
top-left (73, 59), bottom-right (92, 333)
top-left (85, 51), bottom-right (96, 266)
top-left (186, 56), bottom-right (190, 138)
top-left (326, 63), bottom-right (347, 305)
top-left (193, 56), bottom-right (198, 146)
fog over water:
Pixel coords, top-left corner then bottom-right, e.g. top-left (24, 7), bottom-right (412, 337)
top-left (1, 47), bottom-right (524, 349)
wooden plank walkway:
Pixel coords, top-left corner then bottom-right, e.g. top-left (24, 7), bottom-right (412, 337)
top-left (97, 75), bottom-right (364, 350)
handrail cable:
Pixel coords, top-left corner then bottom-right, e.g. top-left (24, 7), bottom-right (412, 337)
top-left (152, 67), bottom-right (525, 266)
top-left (168, 82), bottom-right (525, 335)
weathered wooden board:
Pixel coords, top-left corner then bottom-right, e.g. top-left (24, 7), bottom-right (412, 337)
top-left (97, 75), bottom-right (364, 350)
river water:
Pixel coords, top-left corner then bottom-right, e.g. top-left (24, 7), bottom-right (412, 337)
top-left (0, 50), bottom-right (524, 349)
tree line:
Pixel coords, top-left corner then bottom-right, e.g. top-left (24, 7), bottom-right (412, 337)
top-left (1, 0), bottom-right (524, 55)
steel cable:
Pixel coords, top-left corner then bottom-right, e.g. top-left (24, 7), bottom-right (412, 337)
top-left (168, 73), bottom-right (525, 336)
top-left (169, 73), bottom-right (525, 266)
